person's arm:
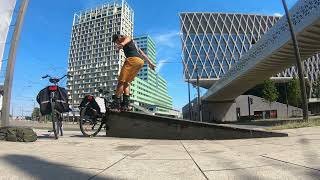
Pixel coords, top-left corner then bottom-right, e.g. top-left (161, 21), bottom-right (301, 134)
top-left (135, 44), bottom-right (156, 70)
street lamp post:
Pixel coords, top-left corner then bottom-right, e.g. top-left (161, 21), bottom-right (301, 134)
top-left (195, 65), bottom-right (203, 122)
top-left (284, 83), bottom-right (289, 118)
top-left (281, 0), bottom-right (309, 121)
top-left (184, 63), bottom-right (193, 120)
top-left (187, 75), bottom-right (192, 120)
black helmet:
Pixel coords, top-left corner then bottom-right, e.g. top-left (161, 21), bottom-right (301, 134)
top-left (112, 34), bottom-right (121, 43)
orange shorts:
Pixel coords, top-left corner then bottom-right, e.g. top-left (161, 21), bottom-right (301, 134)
top-left (118, 57), bottom-right (144, 83)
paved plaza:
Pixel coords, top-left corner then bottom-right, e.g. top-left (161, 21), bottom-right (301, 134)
top-left (0, 126), bottom-right (319, 180)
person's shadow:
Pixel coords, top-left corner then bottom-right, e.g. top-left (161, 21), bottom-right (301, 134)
top-left (2, 154), bottom-right (120, 180)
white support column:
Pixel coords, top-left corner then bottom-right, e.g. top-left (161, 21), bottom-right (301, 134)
top-left (1, 0), bottom-right (29, 127)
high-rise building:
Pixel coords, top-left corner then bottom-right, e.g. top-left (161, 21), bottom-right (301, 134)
top-left (67, 1), bottom-right (177, 117)
top-left (67, 0), bottom-right (134, 106)
top-left (135, 36), bottom-right (156, 79)
top-left (131, 35), bottom-right (177, 117)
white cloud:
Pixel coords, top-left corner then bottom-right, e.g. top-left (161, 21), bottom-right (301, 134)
top-left (273, 12), bottom-right (283, 17)
top-left (154, 31), bottom-right (180, 48)
top-left (156, 59), bottom-right (170, 73)
top-left (80, 0), bottom-right (104, 9)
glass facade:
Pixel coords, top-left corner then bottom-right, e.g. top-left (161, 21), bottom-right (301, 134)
top-left (131, 35), bottom-right (174, 114)
top-left (180, 12), bottom-right (320, 91)
top-left (180, 13), bottom-right (280, 81)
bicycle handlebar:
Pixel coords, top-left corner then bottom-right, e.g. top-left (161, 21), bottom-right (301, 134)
top-left (42, 74), bottom-right (70, 80)
top-left (41, 75), bottom-right (49, 79)
top-left (42, 74), bottom-right (72, 84)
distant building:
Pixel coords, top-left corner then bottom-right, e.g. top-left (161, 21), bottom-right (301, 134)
top-left (67, 0), bottom-right (134, 106)
top-left (183, 95), bottom-right (303, 122)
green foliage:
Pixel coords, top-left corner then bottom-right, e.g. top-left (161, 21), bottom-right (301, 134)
top-left (312, 78), bottom-right (320, 98)
top-left (288, 77), bottom-right (301, 107)
top-left (31, 107), bottom-right (40, 121)
top-left (262, 79), bottom-right (279, 104)
top-left (268, 119), bottom-right (320, 130)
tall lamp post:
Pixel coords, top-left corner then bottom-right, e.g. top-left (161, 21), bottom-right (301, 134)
top-left (187, 73), bottom-right (192, 120)
top-left (184, 63), bottom-right (193, 120)
top-left (281, 0), bottom-right (309, 121)
top-left (195, 65), bottom-right (203, 122)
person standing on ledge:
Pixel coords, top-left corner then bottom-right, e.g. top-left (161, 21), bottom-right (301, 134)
top-left (110, 34), bottom-right (156, 111)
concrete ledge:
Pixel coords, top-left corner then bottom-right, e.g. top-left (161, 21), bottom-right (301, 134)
top-left (106, 112), bottom-right (288, 140)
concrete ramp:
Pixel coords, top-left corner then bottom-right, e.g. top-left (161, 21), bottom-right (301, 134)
top-left (106, 112), bottom-right (287, 140)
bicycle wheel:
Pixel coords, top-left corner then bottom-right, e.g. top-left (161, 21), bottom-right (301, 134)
top-left (51, 101), bottom-right (59, 139)
top-left (79, 107), bottom-right (103, 137)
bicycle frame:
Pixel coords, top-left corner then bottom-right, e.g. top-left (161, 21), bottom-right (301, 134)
top-left (78, 91), bottom-right (112, 137)
top-left (40, 74), bottom-right (69, 139)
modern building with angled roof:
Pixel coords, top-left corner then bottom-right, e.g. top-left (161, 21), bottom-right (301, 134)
top-left (180, 12), bottom-right (320, 90)
top-left (180, 12), bottom-right (320, 121)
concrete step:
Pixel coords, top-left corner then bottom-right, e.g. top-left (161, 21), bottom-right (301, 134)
top-left (130, 103), bottom-right (154, 115)
top-left (106, 111), bottom-right (288, 140)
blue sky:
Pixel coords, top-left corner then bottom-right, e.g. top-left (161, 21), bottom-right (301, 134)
top-left (8, 0), bottom-right (298, 116)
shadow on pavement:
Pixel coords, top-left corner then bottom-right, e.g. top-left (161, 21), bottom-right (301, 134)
top-left (69, 135), bottom-right (107, 138)
top-left (37, 134), bottom-right (54, 139)
top-left (299, 137), bottom-right (320, 176)
top-left (2, 154), bottom-right (118, 180)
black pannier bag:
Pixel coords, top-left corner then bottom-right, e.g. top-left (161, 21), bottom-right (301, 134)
top-left (36, 87), bottom-right (50, 115)
top-left (36, 86), bottom-right (70, 115)
top-left (79, 95), bottom-right (101, 117)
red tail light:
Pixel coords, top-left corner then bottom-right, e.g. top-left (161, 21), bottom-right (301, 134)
top-left (87, 95), bottom-right (94, 101)
top-left (48, 86), bottom-right (58, 91)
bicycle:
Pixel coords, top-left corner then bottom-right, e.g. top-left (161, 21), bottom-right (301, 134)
top-left (79, 89), bottom-right (112, 137)
top-left (39, 74), bottom-right (69, 139)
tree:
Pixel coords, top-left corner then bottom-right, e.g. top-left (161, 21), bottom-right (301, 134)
top-left (262, 79), bottom-right (279, 107)
top-left (312, 78), bottom-right (320, 98)
top-left (31, 107), bottom-right (40, 121)
top-left (288, 77), bottom-right (302, 107)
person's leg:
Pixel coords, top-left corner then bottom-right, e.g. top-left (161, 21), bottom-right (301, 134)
top-left (123, 82), bottom-right (130, 95)
top-left (117, 60), bottom-right (130, 96)
top-left (111, 59), bottom-right (129, 111)
top-left (119, 57), bottom-right (144, 111)
top-left (111, 81), bottom-right (125, 111)
top-left (115, 81), bottom-right (125, 97)
top-left (122, 83), bottom-right (130, 111)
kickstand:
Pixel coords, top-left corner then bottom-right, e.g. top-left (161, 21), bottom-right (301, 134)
top-left (105, 124), bottom-right (109, 136)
